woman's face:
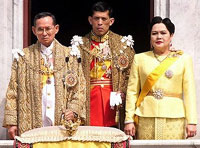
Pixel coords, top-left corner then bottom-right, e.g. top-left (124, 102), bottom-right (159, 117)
top-left (151, 23), bottom-right (173, 52)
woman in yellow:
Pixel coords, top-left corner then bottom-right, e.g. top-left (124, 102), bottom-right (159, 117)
top-left (124, 16), bottom-right (197, 139)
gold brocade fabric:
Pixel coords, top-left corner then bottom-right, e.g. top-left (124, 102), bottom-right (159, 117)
top-left (33, 141), bottom-right (111, 148)
top-left (3, 39), bottom-right (86, 135)
top-left (79, 31), bottom-right (135, 129)
top-left (137, 117), bottom-right (185, 140)
top-left (91, 31), bottom-right (109, 42)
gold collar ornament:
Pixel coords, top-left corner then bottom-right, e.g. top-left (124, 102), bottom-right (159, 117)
top-left (91, 31), bottom-right (109, 42)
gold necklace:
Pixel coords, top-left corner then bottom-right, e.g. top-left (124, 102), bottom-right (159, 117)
top-left (153, 51), bottom-right (170, 63)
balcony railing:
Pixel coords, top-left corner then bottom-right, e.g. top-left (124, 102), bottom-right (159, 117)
top-left (0, 140), bottom-right (200, 148)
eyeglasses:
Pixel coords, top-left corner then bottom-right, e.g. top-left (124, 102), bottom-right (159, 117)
top-left (36, 26), bottom-right (55, 35)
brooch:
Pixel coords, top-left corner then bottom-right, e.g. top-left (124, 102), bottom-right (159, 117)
top-left (153, 89), bottom-right (163, 99)
top-left (165, 70), bottom-right (173, 79)
top-left (63, 71), bottom-right (78, 87)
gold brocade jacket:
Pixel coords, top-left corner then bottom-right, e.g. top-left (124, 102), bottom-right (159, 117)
top-left (125, 51), bottom-right (197, 124)
top-left (3, 39), bottom-right (86, 135)
top-left (78, 31), bottom-right (135, 127)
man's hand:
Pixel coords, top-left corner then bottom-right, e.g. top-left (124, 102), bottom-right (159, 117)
top-left (186, 124), bottom-right (197, 138)
top-left (64, 109), bottom-right (76, 121)
top-left (8, 126), bottom-right (17, 139)
top-left (124, 123), bottom-right (136, 137)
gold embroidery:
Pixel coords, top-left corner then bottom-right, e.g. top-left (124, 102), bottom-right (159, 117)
top-left (79, 31), bottom-right (135, 128)
top-left (91, 31), bottom-right (109, 42)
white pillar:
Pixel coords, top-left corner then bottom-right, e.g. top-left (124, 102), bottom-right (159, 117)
top-left (0, 0), bottom-right (23, 140)
top-left (154, 0), bottom-right (170, 18)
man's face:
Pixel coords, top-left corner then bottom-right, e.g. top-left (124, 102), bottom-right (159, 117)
top-left (32, 16), bottom-right (59, 47)
top-left (88, 10), bottom-right (114, 36)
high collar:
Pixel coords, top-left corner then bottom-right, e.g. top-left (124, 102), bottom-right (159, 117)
top-left (90, 31), bottom-right (109, 43)
top-left (40, 41), bottom-right (54, 56)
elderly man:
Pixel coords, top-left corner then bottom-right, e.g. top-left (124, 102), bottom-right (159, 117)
top-left (3, 12), bottom-right (86, 139)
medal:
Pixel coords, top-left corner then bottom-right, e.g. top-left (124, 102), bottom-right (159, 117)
top-left (117, 54), bottom-right (129, 70)
top-left (101, 64), bottom-right (107, 71)
top-left (64, 72), bottom-right (78, 87)
top-left (165, 70), bottom-right (173, 79)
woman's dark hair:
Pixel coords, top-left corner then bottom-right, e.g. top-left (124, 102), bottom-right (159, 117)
top-left (33, 12), bottom-right (57, 26)
top-left (150, 16), bottom-right (175, 35)
top-left (90, 1), bottom-right (113, 18)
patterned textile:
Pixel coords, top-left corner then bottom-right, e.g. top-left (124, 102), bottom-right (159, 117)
top-left (15, 141), bottom-right (130, 148)
top-left (3, 39), bottom-right (86, 135)
top-left (111, 139), bottom-right (130, 148)
top-left (15, 140), bottom-right (130, 148)
top-left (137, 117), bottom-right (185, 139)
top-left (78, 31), bottom-right (135, 129)
top-left (90, 40), bottom-right (115, 126)
top-left (14, 140), bottom-right (32, 148)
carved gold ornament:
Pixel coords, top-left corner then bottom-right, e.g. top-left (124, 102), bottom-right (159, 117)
top-left (61, 113), bottom-right (81, 136)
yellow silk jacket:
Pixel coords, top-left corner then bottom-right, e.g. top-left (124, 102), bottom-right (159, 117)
top-left (3, 39), bottom-right (86, 135)
top-left (125, 51), bottom-right (197, 124)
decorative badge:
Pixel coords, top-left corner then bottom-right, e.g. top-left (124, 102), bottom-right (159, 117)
top-left (63, 72), bottom-right (78, 87)
top-left (153, 89), bottom-right (163, 99)
top-left (117, 54), bottom-right (129, 70)
top-left (165, 70), bottom-right (173, 79)
top-left (101, 64), bottom-right (107, 71)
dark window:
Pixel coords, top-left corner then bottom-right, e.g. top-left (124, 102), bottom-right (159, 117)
top-left (31, 0), bottom-right (153, 53)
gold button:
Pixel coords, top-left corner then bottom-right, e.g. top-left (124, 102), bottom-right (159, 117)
top-left (47, 106), bottom-right (50, 109)
top-left (47, 93), bottom-right (51, 96)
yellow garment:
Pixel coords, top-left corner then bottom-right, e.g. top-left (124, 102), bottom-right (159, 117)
top-left (136, 53), bottom-right (179, 107)
top-left (137, 117), bottom-right (185, 139)
top-left (90, 60), bottom-right (111, 79)
top-left (33, 141), bottom-right (110, 148)
top-left (125, 51), bottom-right (197, 124)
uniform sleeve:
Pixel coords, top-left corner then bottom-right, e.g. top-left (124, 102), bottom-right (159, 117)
top-left (66, 56), bottom-right (86, 124)
top-left (125, 55), bottom-right (140, 123)
top-left (122, 47), bottom-right (135, 94)
top-left (183, 55), bottom-right (197, 124)
top-left (3, 59), bottom-right (18, 127)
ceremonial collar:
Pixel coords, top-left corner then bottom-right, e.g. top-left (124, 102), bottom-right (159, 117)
top-left (90, 31), bottom-right (109, 42)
